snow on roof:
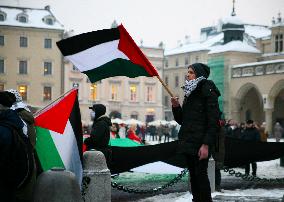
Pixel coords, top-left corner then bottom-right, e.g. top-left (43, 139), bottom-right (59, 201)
top-left (222, 15), bottom-right (244, 25)
top-left (208, 40), bottom-right (260, 54)
top-left (233, 59), bottom-right (284, 68)
top-left (0, 6), bottom-right (64, 31)
top-left (244, 24), bottom-right (271, 39)
top-left (165, 33), bottom-right (223, 56)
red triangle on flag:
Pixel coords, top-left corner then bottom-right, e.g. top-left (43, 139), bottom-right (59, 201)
top-left (35, 89), bottom-right (77, 134)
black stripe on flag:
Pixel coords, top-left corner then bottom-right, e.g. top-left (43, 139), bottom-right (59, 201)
top-left (69, 92), bottom-right (83, 163)
top-left (56, 27), bottom-right (120, 56)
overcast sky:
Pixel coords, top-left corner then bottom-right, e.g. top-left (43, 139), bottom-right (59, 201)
top-left (1, 0), bottom-right (284, 49)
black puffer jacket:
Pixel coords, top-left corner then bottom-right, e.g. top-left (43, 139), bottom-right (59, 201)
top-left (172, 80), bottom-right (221, 155)
top-left (84, 115), bottom-right (112, 150)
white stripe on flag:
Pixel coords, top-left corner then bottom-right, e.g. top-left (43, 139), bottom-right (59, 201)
top-left (50, 120), bottom-right (83, 184)
top-left (65, 39), bottom-right (129, 72)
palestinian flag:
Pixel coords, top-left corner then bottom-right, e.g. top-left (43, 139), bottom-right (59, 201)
top-left (34, 89), bottom-right (83, 184)
top-left (56, 24), bottom-right (159, 83)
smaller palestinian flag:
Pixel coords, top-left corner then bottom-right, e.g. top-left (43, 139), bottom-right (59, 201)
top-left (34, 89), bottom-right (83, 184)
top-left (56, 24), bottom-right (159, 83)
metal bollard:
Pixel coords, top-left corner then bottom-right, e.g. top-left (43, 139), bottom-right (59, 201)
top-left (208, 158), bottom-right (215, 192)
top-left (83, 150), bottom-right (111, 202)
top-left (33, 168), bottom-right (82, 202)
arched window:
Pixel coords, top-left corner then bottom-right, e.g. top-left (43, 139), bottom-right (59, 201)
top-left (17, 14), bottom-right (28, 23)
top-left (0, 12), bottom-right (6, 21)
top-left (43, 16), bottom-right (55, 25)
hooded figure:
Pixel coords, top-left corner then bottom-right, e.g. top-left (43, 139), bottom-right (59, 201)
top-left (84, 104), bottom-right (112, 157)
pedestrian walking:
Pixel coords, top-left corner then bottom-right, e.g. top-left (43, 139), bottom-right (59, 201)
top-left (274, 122), bottom-right (283, 142)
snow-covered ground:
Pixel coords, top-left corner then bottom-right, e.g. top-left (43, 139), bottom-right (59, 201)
top-left (129, 137), bottom-right (284, 201)
top-left (134, 158), bottom-right (284, 201)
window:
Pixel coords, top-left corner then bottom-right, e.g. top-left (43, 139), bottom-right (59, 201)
top-left (280, 34), bottom-right (283, 52)
top-left (0, 59), bottom-right (4, 74)
top-left (146, 86), bottom-right (154, 102)
top-left (18, 85), bottom-right (27, 101)
top-left (175, 75), bottom-right (179, 87)
top-left (73, 83), bottom-right (79, 88)
top-left (20, 36), bottom-right (28, 47)
top-left (195, 56), bottom-right (199, 62)
top-left (185, 57), bottom-right (189, 65)
top-left (90, 84), bottom-right (97, 101)
top-left (72, 65), bottom-right (79, 72)
top-left (0, 35), bottom-right (4, 46)
top-left (44, 38), bottom-right (52, 49)
top-left (275, 34), bottom-right (283, 53)
top-left (130, 84), bottom-right (137, 102)
top-left (111, 84), bottom-right (118, 101)
top-left (175, 58), bottom-right (179, 67)
top-left (19, 60), bottom-right (27, 74)
top-left (165, 59), bottom-right (168, 67)
top-left (44, 62), bottom-right (52, 75)
top-left (275, 35), bottom-right (279, 52)
top-left (43, 86), bottom-right (52, 101)
top-left (18, 15), bottom-right (27, 23)
top-left (164, 95), bottom-right (169, 107)
top-left (130, 113), bottom-right (138, 120)
top-left (46, 18), bottom-right (54, 25)
top-left (0, 14), bottom-right (5, 21)
top-left (165, 76), bottom-right (168, 85)
top-left (0, 83), bottom-right (4, 91)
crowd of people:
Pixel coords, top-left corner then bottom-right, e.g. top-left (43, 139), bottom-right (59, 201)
top-left (83, 116), bottom-right (181, 145)
top-left (84, 63), bottom-right (284, 202)
top-left (1, 63), bottom-right (284, 202)
top-left (224, 118), bottom-right (283, 143)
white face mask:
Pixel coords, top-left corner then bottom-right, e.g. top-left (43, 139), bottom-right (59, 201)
top-left (90, 111), bottom-right (96, 120)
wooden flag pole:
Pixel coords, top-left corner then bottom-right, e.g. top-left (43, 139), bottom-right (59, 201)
top-left (156, 75), bottom-right (175, 97)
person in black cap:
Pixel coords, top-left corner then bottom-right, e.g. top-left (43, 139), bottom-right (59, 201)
top-left (171, 63), bottom-right (221, 201)
top-left (241, 119), bottom-right (260, 176)
top-left (0, 91), bottom-right (27, 201)
top-left (84, 104), bottom-right (112, 161)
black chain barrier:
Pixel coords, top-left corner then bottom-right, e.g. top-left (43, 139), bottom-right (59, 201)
top-left (111, 168), bottom-right (188, 194)
top-left (222, 166), bottom-right (284, 184)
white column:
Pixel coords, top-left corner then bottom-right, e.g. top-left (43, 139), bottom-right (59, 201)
top-left (262, 94), bottom-right (274, 135)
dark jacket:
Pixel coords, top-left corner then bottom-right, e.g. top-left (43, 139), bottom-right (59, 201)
top-left (84, 115), bottom-right (112, 150)
top-left (0, 109), bottom-right (24, 200)
top-left (172, 80), bottom-right (221, 155)
top-left (241, 127), bottom-right (261, 141)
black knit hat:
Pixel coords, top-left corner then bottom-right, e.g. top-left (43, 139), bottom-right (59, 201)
top-left (89, 104), bottom-right (106, 117)
top-left (0, 91), bottom-right (16, 107)
top-left (190, 63), bottom-right (210, 78)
